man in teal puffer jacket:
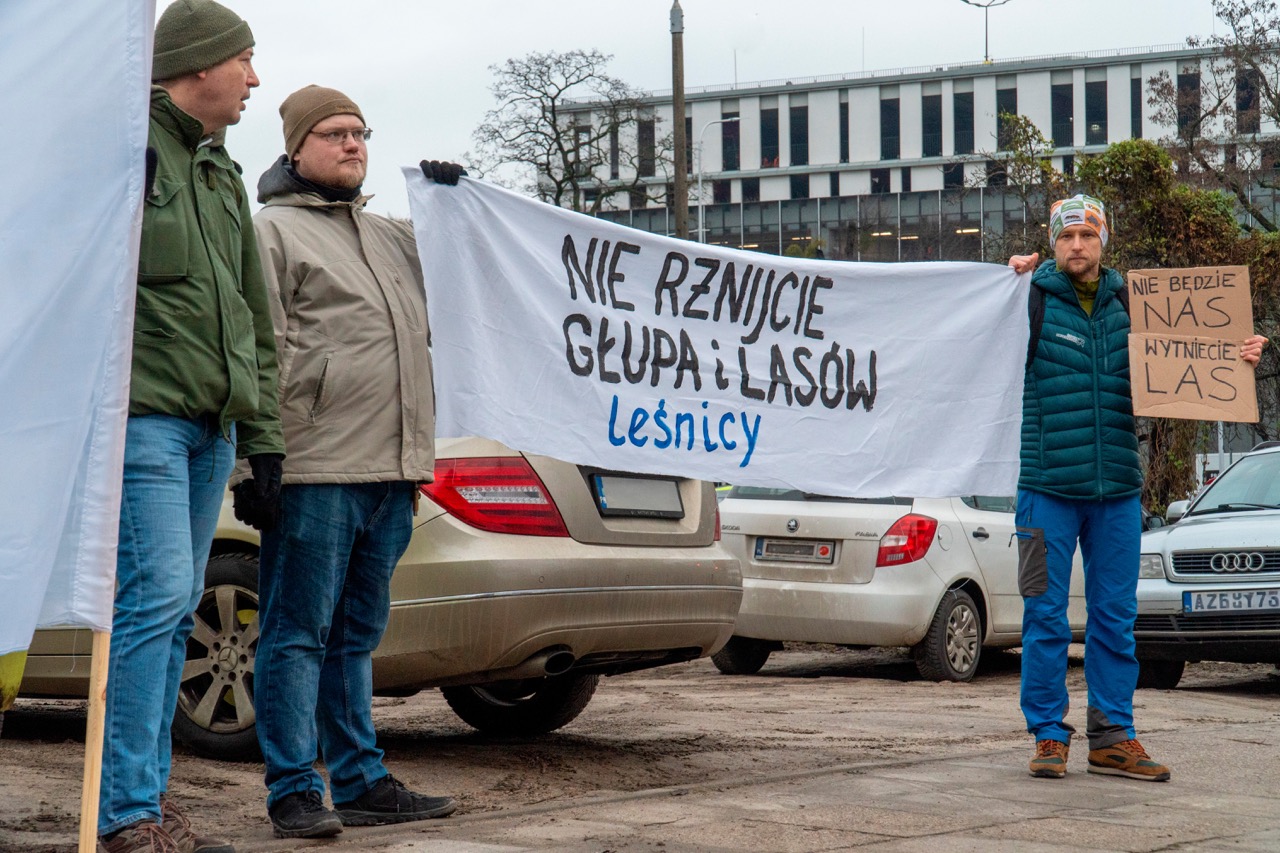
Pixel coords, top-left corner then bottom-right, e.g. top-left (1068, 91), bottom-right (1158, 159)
top-left (1008, 195), bottom-right (1266, 784)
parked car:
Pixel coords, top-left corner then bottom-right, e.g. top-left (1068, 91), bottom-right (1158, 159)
top-left (1134, 441), bottom-right (1280, 689)
top-left (713, 488), bottom-right (1085, 681)
top-left (21, 437), bottom-right (741, 759)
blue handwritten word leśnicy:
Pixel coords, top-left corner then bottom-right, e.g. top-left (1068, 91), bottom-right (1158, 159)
top-left (607, 396), bottom-right (762, 468)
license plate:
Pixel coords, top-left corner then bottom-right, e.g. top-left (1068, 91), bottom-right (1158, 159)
top-left (1182, 588), bottom-right (1280, 614)
top-left (755, 537), bottom-right (836, 564)
top-left (592, 474), bottom-right (684, 519)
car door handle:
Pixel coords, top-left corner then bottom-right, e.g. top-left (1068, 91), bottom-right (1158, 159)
top-left (971, 528), bottom-right (990, 540)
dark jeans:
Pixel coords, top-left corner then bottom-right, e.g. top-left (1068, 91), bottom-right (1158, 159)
top-left (254, 481), bottom-right (415, 807)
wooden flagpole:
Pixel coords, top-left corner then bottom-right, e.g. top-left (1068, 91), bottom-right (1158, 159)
top-left (79, 630), bottom-right (110, 852)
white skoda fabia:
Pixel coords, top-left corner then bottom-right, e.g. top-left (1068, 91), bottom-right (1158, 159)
top-left (715, 489), bottom-right (1086, 681)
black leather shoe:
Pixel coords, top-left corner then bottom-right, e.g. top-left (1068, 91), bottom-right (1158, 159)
top-left (334, 774), bottom-right (457, 826)
top-left (267, 791), bottom-right (343, 839)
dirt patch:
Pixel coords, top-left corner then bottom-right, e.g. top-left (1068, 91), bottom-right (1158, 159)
top-left (2, 646), bottom-right (1276, 851)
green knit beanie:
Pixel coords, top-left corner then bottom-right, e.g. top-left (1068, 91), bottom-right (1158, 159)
top-left (152, 0), bottom-right (253, 81)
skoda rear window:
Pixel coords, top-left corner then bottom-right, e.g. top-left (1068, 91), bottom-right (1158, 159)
top-left (725, 486), bottom-right (909, 505)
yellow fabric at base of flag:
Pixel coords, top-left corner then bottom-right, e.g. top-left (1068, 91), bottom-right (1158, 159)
top-left (0, 649), bottom-right (28, 713)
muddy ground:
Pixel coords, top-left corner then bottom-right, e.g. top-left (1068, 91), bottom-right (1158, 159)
top-left (2, 645), bottom-right (1278, 852)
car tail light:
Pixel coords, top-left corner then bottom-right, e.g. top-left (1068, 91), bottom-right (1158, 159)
top-left (421, 457), bottom-right (569, 537)
top-left (714, 503), bottom-right (721, 541)
top-left (875, 513), bottom-right (938, 567)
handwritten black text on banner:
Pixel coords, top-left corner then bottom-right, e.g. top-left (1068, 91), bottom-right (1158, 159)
top-left (404, 172), bottom-right (1029, 498)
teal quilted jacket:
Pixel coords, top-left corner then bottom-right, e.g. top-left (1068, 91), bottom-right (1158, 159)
top-left (1019, 260), bottom-right (1142, 499)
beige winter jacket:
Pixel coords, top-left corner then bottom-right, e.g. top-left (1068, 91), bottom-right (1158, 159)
top-left (251, 181), bottom-right (435, 484)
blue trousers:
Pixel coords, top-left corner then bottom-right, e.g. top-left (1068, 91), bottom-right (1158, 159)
top-left (254, 482), bottom-right (414, 808)
top-left (100, 415), bottom-right (235, 834)
top-left (1016, 489), bottom-right (1140, 750)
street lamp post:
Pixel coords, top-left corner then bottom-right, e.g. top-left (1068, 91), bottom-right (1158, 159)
top-left (959, 0), bottom-right (1011, 64)
top-left (671, 1), bottom-right (689, 238)
top-left (697, 116), bottom-right (739, 242)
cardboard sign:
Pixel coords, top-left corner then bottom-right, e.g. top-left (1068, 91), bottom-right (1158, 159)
top-left (1127, 333), bottom-right (1258, 422)
top-left (1127, 266), bottom-right (1258, 422)
top-left (1127, 266), bottom-right (1253, 338)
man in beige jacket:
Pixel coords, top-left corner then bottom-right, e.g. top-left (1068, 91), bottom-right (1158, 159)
top-left (240, 84), bottom-right (465, 839)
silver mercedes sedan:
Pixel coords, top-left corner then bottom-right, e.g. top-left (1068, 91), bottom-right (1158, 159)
top-left (21, 438), bottom-right (741, 759)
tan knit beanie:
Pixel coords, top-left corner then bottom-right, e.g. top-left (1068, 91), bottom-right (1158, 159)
top-left (280, 85), bottom-right (365, 158)
top-left (153, 0), bottom-right (253, 81)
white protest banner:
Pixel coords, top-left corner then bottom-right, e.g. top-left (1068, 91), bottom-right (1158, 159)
top-left (1127, 266), bottom-right (1259, 422)
top-left (405, 173), bottom-right (1029, 498)
top-left (0, 0), bottom-right (149, 655)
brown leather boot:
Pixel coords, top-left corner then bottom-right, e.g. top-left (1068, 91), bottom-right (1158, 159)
top-left (98, 821), bottom-right (178, 853)
top-left (160, 798), bottom-right (235, 853)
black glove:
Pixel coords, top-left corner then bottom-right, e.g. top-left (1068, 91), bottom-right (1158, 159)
top-left (420, 159), bottom-right (468, 185)
top-left (231, 453), bottom-right (284, 532)
top-left (144, 146), bottom-right (157, 199)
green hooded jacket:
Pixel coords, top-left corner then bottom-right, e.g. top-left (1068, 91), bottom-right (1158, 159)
top-left (131, 87), bottom-right (283, 457)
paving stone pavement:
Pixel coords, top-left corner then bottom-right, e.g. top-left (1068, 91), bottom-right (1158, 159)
top-left (246, 718), bottom-right (1280, 852)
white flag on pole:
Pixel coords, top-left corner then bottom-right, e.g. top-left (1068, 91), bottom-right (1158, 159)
top-left (405, 173), bottom-right (1028, 499)
top-left (0, 0), bottom-right (150, 654)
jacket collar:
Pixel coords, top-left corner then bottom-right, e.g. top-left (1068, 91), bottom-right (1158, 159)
top-left (150, 85), bottom-right (210, 151)
top-left (1031, 258), bottom-right (1123, 300)
top-left (256, 154), bottom-right (372, 210)
top-left (264, 192), bottom-right (373, 212)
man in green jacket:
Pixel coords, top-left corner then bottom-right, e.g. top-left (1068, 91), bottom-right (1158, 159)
top-left (1008, 195), bottom-right (1267, 785)
top-left (98, 3), bottom-right (283, 853)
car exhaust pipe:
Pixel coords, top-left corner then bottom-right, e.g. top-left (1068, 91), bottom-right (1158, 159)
top-left (542, 649), bottom-right (576, 676)
top-left (501, 648), bottom-right (576, 680)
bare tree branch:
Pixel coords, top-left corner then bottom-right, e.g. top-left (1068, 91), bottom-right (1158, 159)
top-left (471, 49), bottom-right (671, 213)
top-left (1146, 0), bottom-right (1280, 231)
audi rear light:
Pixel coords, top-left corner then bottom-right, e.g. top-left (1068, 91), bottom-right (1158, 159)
top-left (875, 513), bottom-right (938, 567)
top-left (420, 457), bottom-right (569, 537)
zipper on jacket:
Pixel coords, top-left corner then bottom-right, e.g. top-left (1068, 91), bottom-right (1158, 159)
top-left (309, 355), bottom-right (332, 423)
top-left (1091, 311), bottom-right (1105, 496)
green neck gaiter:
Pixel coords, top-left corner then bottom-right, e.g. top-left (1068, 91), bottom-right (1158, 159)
top-left (1072, 278), bottom-right (1100, 315)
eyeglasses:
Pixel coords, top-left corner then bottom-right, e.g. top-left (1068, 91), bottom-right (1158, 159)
top-left (309, 127), bottom-right (372, 145)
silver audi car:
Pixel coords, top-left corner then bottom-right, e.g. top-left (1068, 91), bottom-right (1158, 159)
top-left (1134, 441), bottom-right (1280, 689)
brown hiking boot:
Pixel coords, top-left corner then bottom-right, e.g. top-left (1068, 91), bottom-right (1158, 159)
top-left (161, 798), bottom-right (235, 853)
top-left (1029, 739), bottom-right (1069, 778)
top-left (98, 821), bottom-right (179, 853)
top-left (1087, 739), bottom-right (1171, 781)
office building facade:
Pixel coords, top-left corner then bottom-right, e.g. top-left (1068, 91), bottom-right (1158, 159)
top-left (575, 44), bottom-right (1278, 261)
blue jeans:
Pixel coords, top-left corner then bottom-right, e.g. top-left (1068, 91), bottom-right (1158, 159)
top-left (100, 415), bottom-right (235, 834)
top-left (1017, 489), bottom-right (1140, 750)
top-left (255, 482), bottom-right (414, 808)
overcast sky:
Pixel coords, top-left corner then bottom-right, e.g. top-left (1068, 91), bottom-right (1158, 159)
top-left (219, 0), bottom-right (1225, 216)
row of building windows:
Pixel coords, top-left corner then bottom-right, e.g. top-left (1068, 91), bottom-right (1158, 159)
top-left (600, 134), bottom-right (1280, 212)
top-left (621, 69), bottom-right (1256, 176)
top-left (598, 182), bottom-right (1280, 262)
top-left (750, 139), bottom-right (1275, 199)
